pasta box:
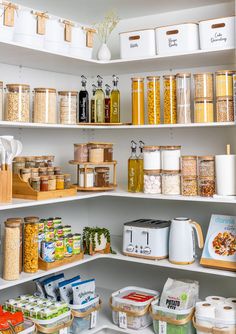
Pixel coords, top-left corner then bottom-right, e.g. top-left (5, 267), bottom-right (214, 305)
top-left (200, 214), bottom-right (236, 271)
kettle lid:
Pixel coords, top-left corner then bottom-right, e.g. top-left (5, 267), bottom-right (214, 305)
top-left (174, 217), bottom-right (189, 221)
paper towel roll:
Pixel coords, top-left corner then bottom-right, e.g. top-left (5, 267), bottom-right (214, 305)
top-left (196, 301), bottom-right (215, 318)
top-left (215, 155), bottom-right (236, 196)
top-left (226, 298), bottom-right (236, 308)
top-left (205, 296), bottom-right (226, 305)
top-left (215, 305), bottom-right (236, 321)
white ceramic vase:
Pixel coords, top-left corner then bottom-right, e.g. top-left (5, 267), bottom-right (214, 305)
top-left (97, 43), bottom-right (111, 61)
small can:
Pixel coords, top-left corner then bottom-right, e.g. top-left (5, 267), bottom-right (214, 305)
top-left (72, 233), bottom-right (81, 255)
top-left (55, 237), bottom-right (65, 260)
top-left (64, 234), bottom-right (73, 257)
top-left (45, 218), bottom-right (54, 230)
top-left (53, 217), bottom-right (62, 229)
top-left (38, 232), bottom-right (45, 255)
top-left (42, 241), bottom-right (55, 263)
top-left (63, 225), bottom-right (72, 236)
top-left (38, 220), bottom-right (45, 233)
top-left (45, 228), bottom-right (55, 242)
top-left (55, 226), bottom-right (64, 239)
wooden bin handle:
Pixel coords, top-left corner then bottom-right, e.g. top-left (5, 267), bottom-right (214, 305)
top-left (35, 314), bottom-right (74, 334)
top-left (71, 299), bottom-right (102, 318)
top-left (150, 307), bottom-right (195, 326)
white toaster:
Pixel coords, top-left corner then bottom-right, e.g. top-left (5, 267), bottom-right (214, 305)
top-left (123, 219), bottom-right (170, 260)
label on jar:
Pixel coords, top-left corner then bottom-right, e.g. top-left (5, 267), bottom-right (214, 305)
top-left (159, 321), bottom-right (167, 334)
top-left (90, 310), bottom-right (97, 328)
top-left (119, 311), bottom-right (127, 329)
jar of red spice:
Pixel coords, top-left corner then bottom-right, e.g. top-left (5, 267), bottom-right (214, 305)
top-left (40, 176), bottom-right (49, 191)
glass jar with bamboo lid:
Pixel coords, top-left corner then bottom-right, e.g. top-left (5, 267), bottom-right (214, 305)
top-left (176, 73), bottom-right (191, 124)
top-left (5, 84), bottom-right (30, 122)
top-left (163, 75), bottom-right (177, 124)
top-left (193, 73), bottom-right (213, 99)
top-left (147, 76), bottom-right (160, 125)
top-left (216, 70), bottom-right (236, 97)
top-left (58, 90), bottom-right (78, 124)
top-left (33, 88), bottom-right (57, 124)
top-left (194, 98), bottom-right (214, 123)
top-left (132, 77), bottom-right (145, 125)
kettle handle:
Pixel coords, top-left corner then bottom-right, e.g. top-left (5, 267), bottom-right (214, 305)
top-left (190, 221), bottom-right (204, 249)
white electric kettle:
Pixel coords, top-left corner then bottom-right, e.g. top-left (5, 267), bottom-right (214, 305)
top-left (169, 217), bottom-right (204, 265)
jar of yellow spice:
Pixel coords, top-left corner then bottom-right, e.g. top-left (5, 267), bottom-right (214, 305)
top-left (147, 76), bottom-right (160, 125)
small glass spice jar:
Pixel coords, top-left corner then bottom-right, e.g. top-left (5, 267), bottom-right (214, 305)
top-left (40, 176), bottom-right (49, 191)
top-left (20, 168), bottom-right (31, 182)
top-left (95, 167), bottom-right (109, 187)
top-left (13, 157), bottom-right (25, 174)
top-left (45, 155), bottom-right (55, 167)
top-left (39, 167), bottom-right (47, 176)
top-left (23, 216), bottom-right (39, 273)
top-left (47, 167), bottom-right (54, 175)
top-left (30, 177), bottom-right (40, 192)
top-left (104, 143), bottom-right (113, 162)
top-left (54, 166), bottom-right (62, 175)
top-left (216, 97), bottom-right (234, 122)
top-left (199, 178), bottom-right (215, 197)
top-left (74, 144), bottom-right (88, 162)
top-left (56, 175), bottom-right (64, 190)
top-left (31, 168), bottom-right (39, 178)
top-left (198, 156), bottom-right (215, 178)
top-left (79, 168), bottom-right (94, 188)
top-left (181, 156), bottom-right (197, 177)
top-left (162, 172), bottom-right (181, 195)
top-left (182, 177), bottom-right (198, 196)
top-left (35, 156), bottom-right (44, 167)
top-left (194, 98), bottom-right (214, 123)
top-left (147, 76), bottom-right (161, 125)
top-left (163, 75), bottom-right (177, 124)
top-left (25, 156), bottom-right (36, 168)
top-left (48, 175), bottom-right (56, 191)
top-left (88, 143), bottom-right (104, 163)
top-left (64, 174), bottom-right (71, 189)
top-left (144, 170), bottom-right (161, 194)
top-left (5, 84), bottom-right (30, 122)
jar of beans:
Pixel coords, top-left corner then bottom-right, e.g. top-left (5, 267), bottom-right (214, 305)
top-left (147, 76), bottom-right (160, 125)
top-left (216, 97), bottom-right (234, 122)
top-left (58, 91), bottom-right (78, 124)
top-left (13, 157), bottom-right (25, 174)
top-left (176, 73), bottom-right (191, 124)
top-left (199, 178), bottom-right (215, 197)
top-left (194, 73), bottom-right (213, 99)
top-left (216, 70), bottom-right (235, 97)
top-left (74, 144), bottom-right (88, 162)
top-left (182, 177), bottom-right (198, 196)
top-left (5, 84), bottom-right (30, 122)
top-left (33, 88), bottom-right (57, 124)
top-left (162, 172), bottom-right (181, 195)
top-left (198, 156), bottom-right (215, 178)
top-left (163, 75), bottom-right (177, 124)
top-left (23, 217), bottom-right (39, 273)
top-left (144, 170), bottom-right (161, 194)
top-left (181, 156), bottom-right (197, 177)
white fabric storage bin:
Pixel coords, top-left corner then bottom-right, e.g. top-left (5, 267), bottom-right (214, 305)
top-left (44, 16), bottom-right (69, 54)
top-left (0, 3), bottom-right (16, 42)
top-left (69, 25), bottom-right (93, 59)
top-left (155, 23), bottom-right (199, 55)
top-left (13, 8), bottom-right (44, 49)
top-left (120, 29), bottom-right (156, 59)
top-left (199, 16), bottom-right (235, 50)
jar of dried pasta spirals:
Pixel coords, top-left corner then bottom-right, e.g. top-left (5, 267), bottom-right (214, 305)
top-left (23, 216), bottom-right (39, 273)
top-left (147, 76), bottom-right (160, 125)
top-left (163, 75), bottom-right (177, 124)
top-left (5, 84), bottom-right (30, 122)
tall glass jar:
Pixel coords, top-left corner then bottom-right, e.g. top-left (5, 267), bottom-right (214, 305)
top-left (33, 88), bottom-right (57, 124)
top-left (58, 91), bottom-right (78, 124)
top-left (216, 70), bottom-right (235, 97)
top-left (194, 73), bottom-right (213, 99)
top-left (74, 144), bottom-right (88, 162)
top-left (3, 218), bottom-right (22, 280)
top-left (194, 99), bottom-right (214, 123)
top-left (79, 168), bottom-right (94, 187)
top-left (132, 78), bottom-right (144, 125)
top-left (23, 217), bottom-right (39, 273)
top-left (147, 76), bottom-right (160, 125)
top-left (163, 75), bottom-right (177, 124)
top-left (5, 84), bottom-right (30, 122)
top-left (176, 73), bottom-right (191, 124)
top-left (0, 81), bottom-right (3, 120)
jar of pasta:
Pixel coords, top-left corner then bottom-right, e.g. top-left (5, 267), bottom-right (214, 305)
top-left (181, 156), bottom-right (197, 177)
top-left (194, 73), bottom-right (213, 99)
top-left (147, 76), bottom-right (160, 124)
top-left (199, 177), bottom-right (215, 197)
top-left (176, 73), bottom-right (191, 124)
top-left (23, 217), bottom-right (39, 273)
top-left (144, 170), bottom-right (161, 194)
top-left (162, 172), bottom-right (181, 195)
top-left (132, 78), bottom-right (144, 125)
top-left (194, 98), bottom-right (214, 123)
top-left (198, 156), bottom-right (215, 178)
top-left (216, 97), bottom-right (234, 122)
top-left (182, 177), bottom-right (198, 196)
top-left (216, 70), bottom-right (235, 97)
top-left (58, 91), bottom-right (78, 124)
top-left (163, 75), bottom-right (177, 124)
top-left (33, 88), bottom-right (57, 123)
top-left (5, 84), bottom-right (30, 122)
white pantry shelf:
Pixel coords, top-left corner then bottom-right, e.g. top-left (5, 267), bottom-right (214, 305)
top-left (0, 121), bottom-right (235, 130)
top-left (0, 40), bottom-right (234, 75)
top-left (0, 236), bottom-right (234, 291)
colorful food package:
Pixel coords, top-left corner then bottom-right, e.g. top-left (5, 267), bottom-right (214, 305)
top-left (72, 279), bottom-right (96, 305)
top-left (200, 214), bottom-right (236, 271)
top-left (59, 275), bottom-right (81, 304)
top-left (42, 274), bottom-right (65, 300)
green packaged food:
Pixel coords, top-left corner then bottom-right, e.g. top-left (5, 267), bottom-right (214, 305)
top-left (45, 228), bottom-right (55, 242)
top-left (72, 233), bottom-right (81, 255)
top-left (63, 225), bottom-right (72, 236)
top-left (53, 217), bottom-right (62, 229)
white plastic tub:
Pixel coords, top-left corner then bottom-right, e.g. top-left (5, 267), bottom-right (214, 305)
top-left (33, 311), bottom-right (72, 334)
top-left (13, 7), bottom-right (44, 49)
top-left (0, 2), bottom-right (16, 42)
top-left (69, 24), bottom-right (93, 59)
top-left (155, 23), bottom-right (199, 55)
top-left (44, 16), bottom-right (69, 54)
top-left (151, 300), bottom-right (195, 334)
top-left (111, 286), bottom-right (159, 330)
top-left (199, 16), bottom-right (235, 50)
top-left (120, 29), bottom-right (156, 59)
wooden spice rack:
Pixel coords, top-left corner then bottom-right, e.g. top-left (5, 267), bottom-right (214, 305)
top-left (69, 160), bottom-right (117, 191)
top-left (12, 173), bottom-right (77, 200)
top-left (38, 252), bottom-right (84, 270)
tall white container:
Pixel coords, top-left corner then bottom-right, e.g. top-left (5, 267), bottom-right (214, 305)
top-left (44, 16), bottom-right (69, 54)
top-left (70, 24), bottom-right (93, 59)
top-left (215, 154), bottom-right (236, 196)
top-left (199, 16), bottom-right (235, 50)
top-left (155, 23), bottom-right (199, 55)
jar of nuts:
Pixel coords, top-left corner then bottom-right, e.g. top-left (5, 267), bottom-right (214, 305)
top-left (199, 178), bottom-right (215, 197)
top-left (147, 76), bottom-right (160, 125)
top-left (216, 97), bottom-right (234, 122)
top-left (5, 84), bottom-right (30, 122)
top-left (23, 216), bottom-right (39, 273)
top-left (182, 177), bottom-right (198, 196)
top-left (163, 75), bottom-right (177, 124)
top-left (33, 88), bottom-right (57, 124)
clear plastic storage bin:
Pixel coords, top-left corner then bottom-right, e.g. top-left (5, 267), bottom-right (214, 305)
top-left (34, 311), bottom-right (72, 334)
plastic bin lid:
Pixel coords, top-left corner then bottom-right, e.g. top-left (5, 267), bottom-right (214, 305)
top-left (112, 286), bottom-right (159, 307)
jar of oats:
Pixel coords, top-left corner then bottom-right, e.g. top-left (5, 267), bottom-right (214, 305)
top-left (5, 84), bottom-right (30, 122)
top-left (23, 216), bottom-right (39, 273)
top-left (33, 88), bottom-right (57, 124)
top-left (58, 91), bottom-right (78, 124)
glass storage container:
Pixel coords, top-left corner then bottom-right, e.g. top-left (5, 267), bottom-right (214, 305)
top-left (40, 176), bottom-right (49, 191)
top-left (5, 84), bottom-right (30, 122)
top-left (161, 146), bottom-right (181, 172)
top-left (216, 70), bottom-right (235, 97)
top-left (30, 177), bottom-right (40, 192)
top-left (20, 168), bottom-right (31, 182)
top-left (74, 143), bottom-right (88, 162)
top-left (3, 218), bottom-right (22, 280)
top-left (35, 156), bottom-right (44, 167)
top-left (64, 174), bottom-right (71, 189)
top-left (48, 175), bottom-right (56, 190)
top-left (33, 88), bottom-right (57, 123)
top-left (147, 76), bottom-right (160, 125)
top-left (176, 73), bottom-right (191, 124)
top-left (31, 168), bottom-right (39, 178)
top-left (182, 177), bottom-right (198, 196)
top-left (194, 73), bottom-right (213, 99)
top-left (0, 81), bottom-right (3, 120)
top-left (56, 174), bottom-right (64, 190)
top-left (194, 98), bottom-right (214, 123)
top-left (39, 167), bottom-right (47, 176)
top-left (13, 157), bottom-right (25, 174)
top-left (54, 166), bottom-right (62, 175)
top-left (144, 170), bottom-right (161, 194)
top-left (162, 172), bottom-right (181, 195)
top-left (216, 97), bottom-right (234, 122)
top-left (95, 167), bottom-right (109, 187)
top-left (79, 168), bottom-right (94, 188)
top-left (143, 146), bottom-right (161, 170)
top-left (58, 90), bottom-right (78, 124)
top-left (23, 216), bottom-right (39, 273)
top-left (88, 143), bottom-right (104, 163)
top-left (198, 155), bottom-right (215, 178)
top-left (47, 167), bottom-right (54, 175)
top-left (132, 77), bottom-right (145, 125)
top-left (163, 75), bottom-right (177, 124)
top-left (199, 178), bottom-right (215, 197)
top-left (43, 155), bottom-right (55, 167)
top-left (104, 143), bottom-right (113, 162)
top-left (181, 156), bottom-right (197, 177)
top-left (25, 156), bottom-right (35, 168)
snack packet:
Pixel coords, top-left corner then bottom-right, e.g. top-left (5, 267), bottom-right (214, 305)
top-left (59, 275), bottom-right (81, 304)
top-left (72, 279), bottom-right (95, 305)
top-left (42, 274), bottom-right (65, 300)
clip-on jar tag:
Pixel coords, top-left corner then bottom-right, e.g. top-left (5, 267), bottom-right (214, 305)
top-left (64, 21), bottom-right (73, 42)
top-left (118, 311), bottom-right (127, 329)
top-left (4, 3), bottom-right (17, 27)
top-left (90, 310), bottom-right (97, 328)
top-left (85, 28), bottom-right (96, 48)
top-left (36, 13), bottom-right (48, 35)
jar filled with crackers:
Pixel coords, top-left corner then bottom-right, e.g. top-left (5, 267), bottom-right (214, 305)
top-left (23, 216), bottom-right (39, 273)
top-left (147, 76), bottom-right (160, 124)
top-left (33, 88), bottom-right (57, 124)
top-left (5, 84), bottom-right (30, 122)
